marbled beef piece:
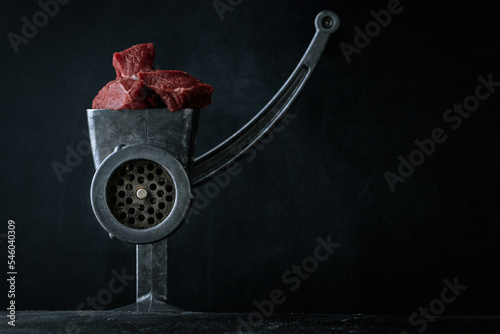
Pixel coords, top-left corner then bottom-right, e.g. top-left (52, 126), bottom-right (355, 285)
top-left (92, 78), bottom-right (149, 110)
top-left (138, 70), bottom-right (214, 112)
top-left (112, 43), bottom-right (155, 79)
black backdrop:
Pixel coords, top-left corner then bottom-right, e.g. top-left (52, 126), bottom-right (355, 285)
top-left (1, 0), bottom-right (499, 315)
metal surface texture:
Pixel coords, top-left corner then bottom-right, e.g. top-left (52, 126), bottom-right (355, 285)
top-left (87, 108), bottom-right (199, 169)
top-left (91, 144), bottom-right (192, 244)
top-left (190, 10), bottom-right (340, 187)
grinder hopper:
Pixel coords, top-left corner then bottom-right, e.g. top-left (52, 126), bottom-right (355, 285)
top-left (88, 10), bottom-right (339, 311)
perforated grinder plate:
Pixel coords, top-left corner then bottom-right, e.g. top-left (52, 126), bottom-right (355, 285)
top-left (106, 159), bottom-right (176, 229)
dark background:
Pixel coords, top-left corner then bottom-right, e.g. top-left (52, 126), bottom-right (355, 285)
top-left (1, 0), bottom-right (499, 315)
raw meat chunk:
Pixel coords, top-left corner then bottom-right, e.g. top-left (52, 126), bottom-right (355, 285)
top-left (92, 43), bottom-right (213, 111)
top-left (139, 70), bottom-right (214, 112)
top-left (92, 78), bottom-right (149, 110)
top-left (112, 43), bottom-right (155, 79)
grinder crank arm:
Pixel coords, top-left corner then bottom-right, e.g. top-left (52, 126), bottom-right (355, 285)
top-left (191, 10), bottom-right (340, 187)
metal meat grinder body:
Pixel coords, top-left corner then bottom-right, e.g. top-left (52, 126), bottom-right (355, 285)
top-left (88, 10), bottom-right (339, 312)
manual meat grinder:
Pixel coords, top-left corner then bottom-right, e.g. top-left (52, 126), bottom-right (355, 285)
top-left (88, 10), bottom-right (339, 311)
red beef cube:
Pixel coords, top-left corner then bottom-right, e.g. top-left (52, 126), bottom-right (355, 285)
top-left (112, 43), bottom-right (155, 79)
top-left (92, 78), bottom-right (149, 110)
top-left (139, 70), bottom-right (214, 112)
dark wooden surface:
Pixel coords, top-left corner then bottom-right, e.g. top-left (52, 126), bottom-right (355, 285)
top-left (1, 311), bottom-right (500, 333)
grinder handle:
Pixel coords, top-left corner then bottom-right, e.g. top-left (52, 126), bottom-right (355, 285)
top-left (191, 10), bottom-right (340, 187)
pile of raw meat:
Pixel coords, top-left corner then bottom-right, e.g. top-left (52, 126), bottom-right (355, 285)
top-left (92, 43), bottom-right (214, 111)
